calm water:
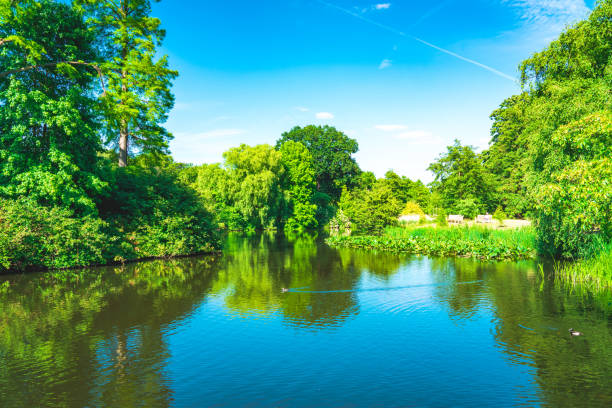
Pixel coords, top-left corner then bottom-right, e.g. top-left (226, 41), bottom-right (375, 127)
top-left (1, 233), bottom-right (611, 407)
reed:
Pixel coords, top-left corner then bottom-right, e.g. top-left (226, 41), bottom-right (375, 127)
top-left (553, 244), bottom-right (612, 291)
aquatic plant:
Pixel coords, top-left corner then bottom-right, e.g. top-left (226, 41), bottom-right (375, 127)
top-left (326, 226), bottom-right (536, 261)
top-left (552, 243), bottom-right (612, 291)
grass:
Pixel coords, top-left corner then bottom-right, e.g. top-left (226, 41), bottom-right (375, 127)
top-left (326, 225), bottom-right (537, 261)
top-left (553, 243), bottom-right (612, 291)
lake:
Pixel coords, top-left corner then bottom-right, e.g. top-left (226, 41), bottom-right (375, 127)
top-left (0, 233), bottom-right (611, 407)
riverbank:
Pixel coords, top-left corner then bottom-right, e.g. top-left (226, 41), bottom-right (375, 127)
top-left (553, 244), bottom-right (612, 291)
top-left (326, 226), bottom-right (536, 261)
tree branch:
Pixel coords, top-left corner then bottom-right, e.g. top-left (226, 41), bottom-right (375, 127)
top-left (0, 60), bottom-right (107, 95)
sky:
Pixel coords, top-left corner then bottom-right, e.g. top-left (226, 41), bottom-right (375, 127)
top-left (154, 0), bottom-right (595, 183)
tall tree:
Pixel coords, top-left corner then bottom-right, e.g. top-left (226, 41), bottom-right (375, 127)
top-left (276, 125), bottom-right (361, 201)
top-left (76, 0), bottom-right (177, 167)
top-left (427, 140), bottom-right (495, 213)
top-left (0, 0), bottom-right (105, 214)
top-left (279, 141), bottom-right (318, 232)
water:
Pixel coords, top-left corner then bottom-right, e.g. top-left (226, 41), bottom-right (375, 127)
top-left (0, 233), bottom-right (611, 407)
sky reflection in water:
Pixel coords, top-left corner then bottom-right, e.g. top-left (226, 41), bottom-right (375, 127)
top-left (0, 233), bottom-right (611, 407)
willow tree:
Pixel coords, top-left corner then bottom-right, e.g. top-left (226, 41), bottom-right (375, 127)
top-left (76, 0), bottom-right (177, 167)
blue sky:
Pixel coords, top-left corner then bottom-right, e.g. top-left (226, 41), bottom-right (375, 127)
top-left (154, 0), bottom-right (595, 182)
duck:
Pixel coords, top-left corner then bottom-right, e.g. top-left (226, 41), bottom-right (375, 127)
top-left (281, 288), bottom-right (289, 293)
top-left (568, 328), bottom-right (583, 336)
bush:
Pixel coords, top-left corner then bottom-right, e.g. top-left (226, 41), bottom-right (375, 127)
top-left (436, 210), bottom-right (448, 227)
top-left (100, 165), bottom-right (220, 259)
top-left (0, 198), bottom-right (114, 272)
top-left (401, 201), bottom-right (425, 216)
top-left (493, 207), bottom-right (506, 225)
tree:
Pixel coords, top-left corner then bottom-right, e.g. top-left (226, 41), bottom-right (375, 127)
top-left (279, 141), bottom-right (318, 232)
top-left (427, 140), bottom-right (495, 213)
top-left (0, 0), bottom-right (106, 214)
top-left (76, 0), bottom-right (177, 167)
top-left (222, 144), bottom-right (287, 229)
top-left (482, 94), bottom-right (532, 217)
top-left (339, 181), bottom-right (402, 234)
top-left (484, 0), bottom-right (612, 258)
top-left (533, 112), bottom-right (611, 258)
top-left (381, 170), bottom-right (431, 209)
top-left (276, 125), bottom-right (361, 201)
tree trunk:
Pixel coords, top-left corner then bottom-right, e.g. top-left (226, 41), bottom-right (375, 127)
top-left (119, 120), bottom-right (128, 167)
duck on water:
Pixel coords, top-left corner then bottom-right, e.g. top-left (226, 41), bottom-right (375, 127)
top-left (569, 328), bottom-right (583, 336)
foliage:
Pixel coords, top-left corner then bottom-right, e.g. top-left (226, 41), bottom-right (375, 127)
top-left (482, 94), bottom-right (533, 217)
top-left (553, 243), bottom-right (612, 291)
top-left (329, 209), bottom-right (351, 235)
top-left (0, 0), bottom-right (105, 215)
top-left (280, 141), bottom-right (318, 232)
top-left (436, 209), bottom-right (448, 227)
top-left (454, 198), bottom-right (481, 219)
top-left (327, 225), bottom-right (536, 261)
top-left (533, 113), bottom-right (611, 257)
top-left (0, 160), bottom-right (220, 273)
top-left (493, 207), bottom-right (506, 225)
top-left (0, 198), bottom-right (112, 271)
top-left (482, 0), bottom-right (612, 262)
top-left (100, 161), bottom-right (219, 259)
top-left (428, 140), bottom-right (495, 213)
top-left (401, 201), bottom-right (425, 216)
top-left (381, 170), bottom-right (431, 209)
top-left (276, 125), bottom-right (361, 201)
top-left (75, 0), bottom-right (177, 167)
top-left (339, 181), bottom-right (402, 234)
top-left (189, 144), bottom-right (287, 230)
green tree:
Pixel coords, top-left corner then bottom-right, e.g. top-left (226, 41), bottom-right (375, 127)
top-left (482, 94), bottom-right (532, 217)
top-left (0, 0), bottom-right (106, 214)
top-left (339, 181), bottom-right (402, 234)
top-left (279, 141), bottom-right (318, 232)
top-left (534, 112), bottom-right (611, 258)
top-left (276, 125), bottom-right (361, 201)
top-left (484, 0), bottom-right (612, 258)
top-left (428, 140), bottom-right (494, 213)
top-left (222, 144), bottom-right (287, 229)
top-left (381, 170), bottom-right (431, 209)
top-left (76, 0), bottom-right (177, 167)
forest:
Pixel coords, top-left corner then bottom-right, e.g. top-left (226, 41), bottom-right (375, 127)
top-left (0, 0), bottom-right (610, 284)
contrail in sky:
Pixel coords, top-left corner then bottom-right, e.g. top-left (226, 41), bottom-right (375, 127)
top-left (314, 0), bottom-right (517, 82)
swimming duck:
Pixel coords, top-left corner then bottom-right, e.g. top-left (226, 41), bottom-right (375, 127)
top-left (281, 288), bottom-right (289, 293)
top-left (568, 328), bottom-right (583, 336)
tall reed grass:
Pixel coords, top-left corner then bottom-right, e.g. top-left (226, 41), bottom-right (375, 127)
top-left (553, 243), bottom-right (612, 291)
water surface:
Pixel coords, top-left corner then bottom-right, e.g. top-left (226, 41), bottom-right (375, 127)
top-left (1, 233), bottom-right (611, 407)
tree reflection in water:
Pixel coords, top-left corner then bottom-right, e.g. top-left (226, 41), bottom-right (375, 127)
top-left (0, 233), bottom-right (610, 407)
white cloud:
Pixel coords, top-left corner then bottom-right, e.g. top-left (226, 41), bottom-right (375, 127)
top-left (503, 0), bottom-right (590, 29)
top-left (378, 59), bottom-right (392, 69)
top-left (394, 130), bottom-right (432, 140)
top-left (175, 129), bottom-right (245, 140)
top-left (375, 3), bottom-right (391, 10)
top-left (316, 112), bottom-right (334, 119)
top-left (295, 106), bottom-right (310, 112)
top-left (375, 124), bottom-right (408, 131)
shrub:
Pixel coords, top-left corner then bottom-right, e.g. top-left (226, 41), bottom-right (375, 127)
top-left (100, 165), bottom-right (220, 259)
top-left (493, 207), bottom-right (506, 225)
top-left (401, 201), bottom-right (425, 216)
top-left (436, 210), bottom-right (448, 227)
top-left (0, 198), bottom-right (114, 272)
